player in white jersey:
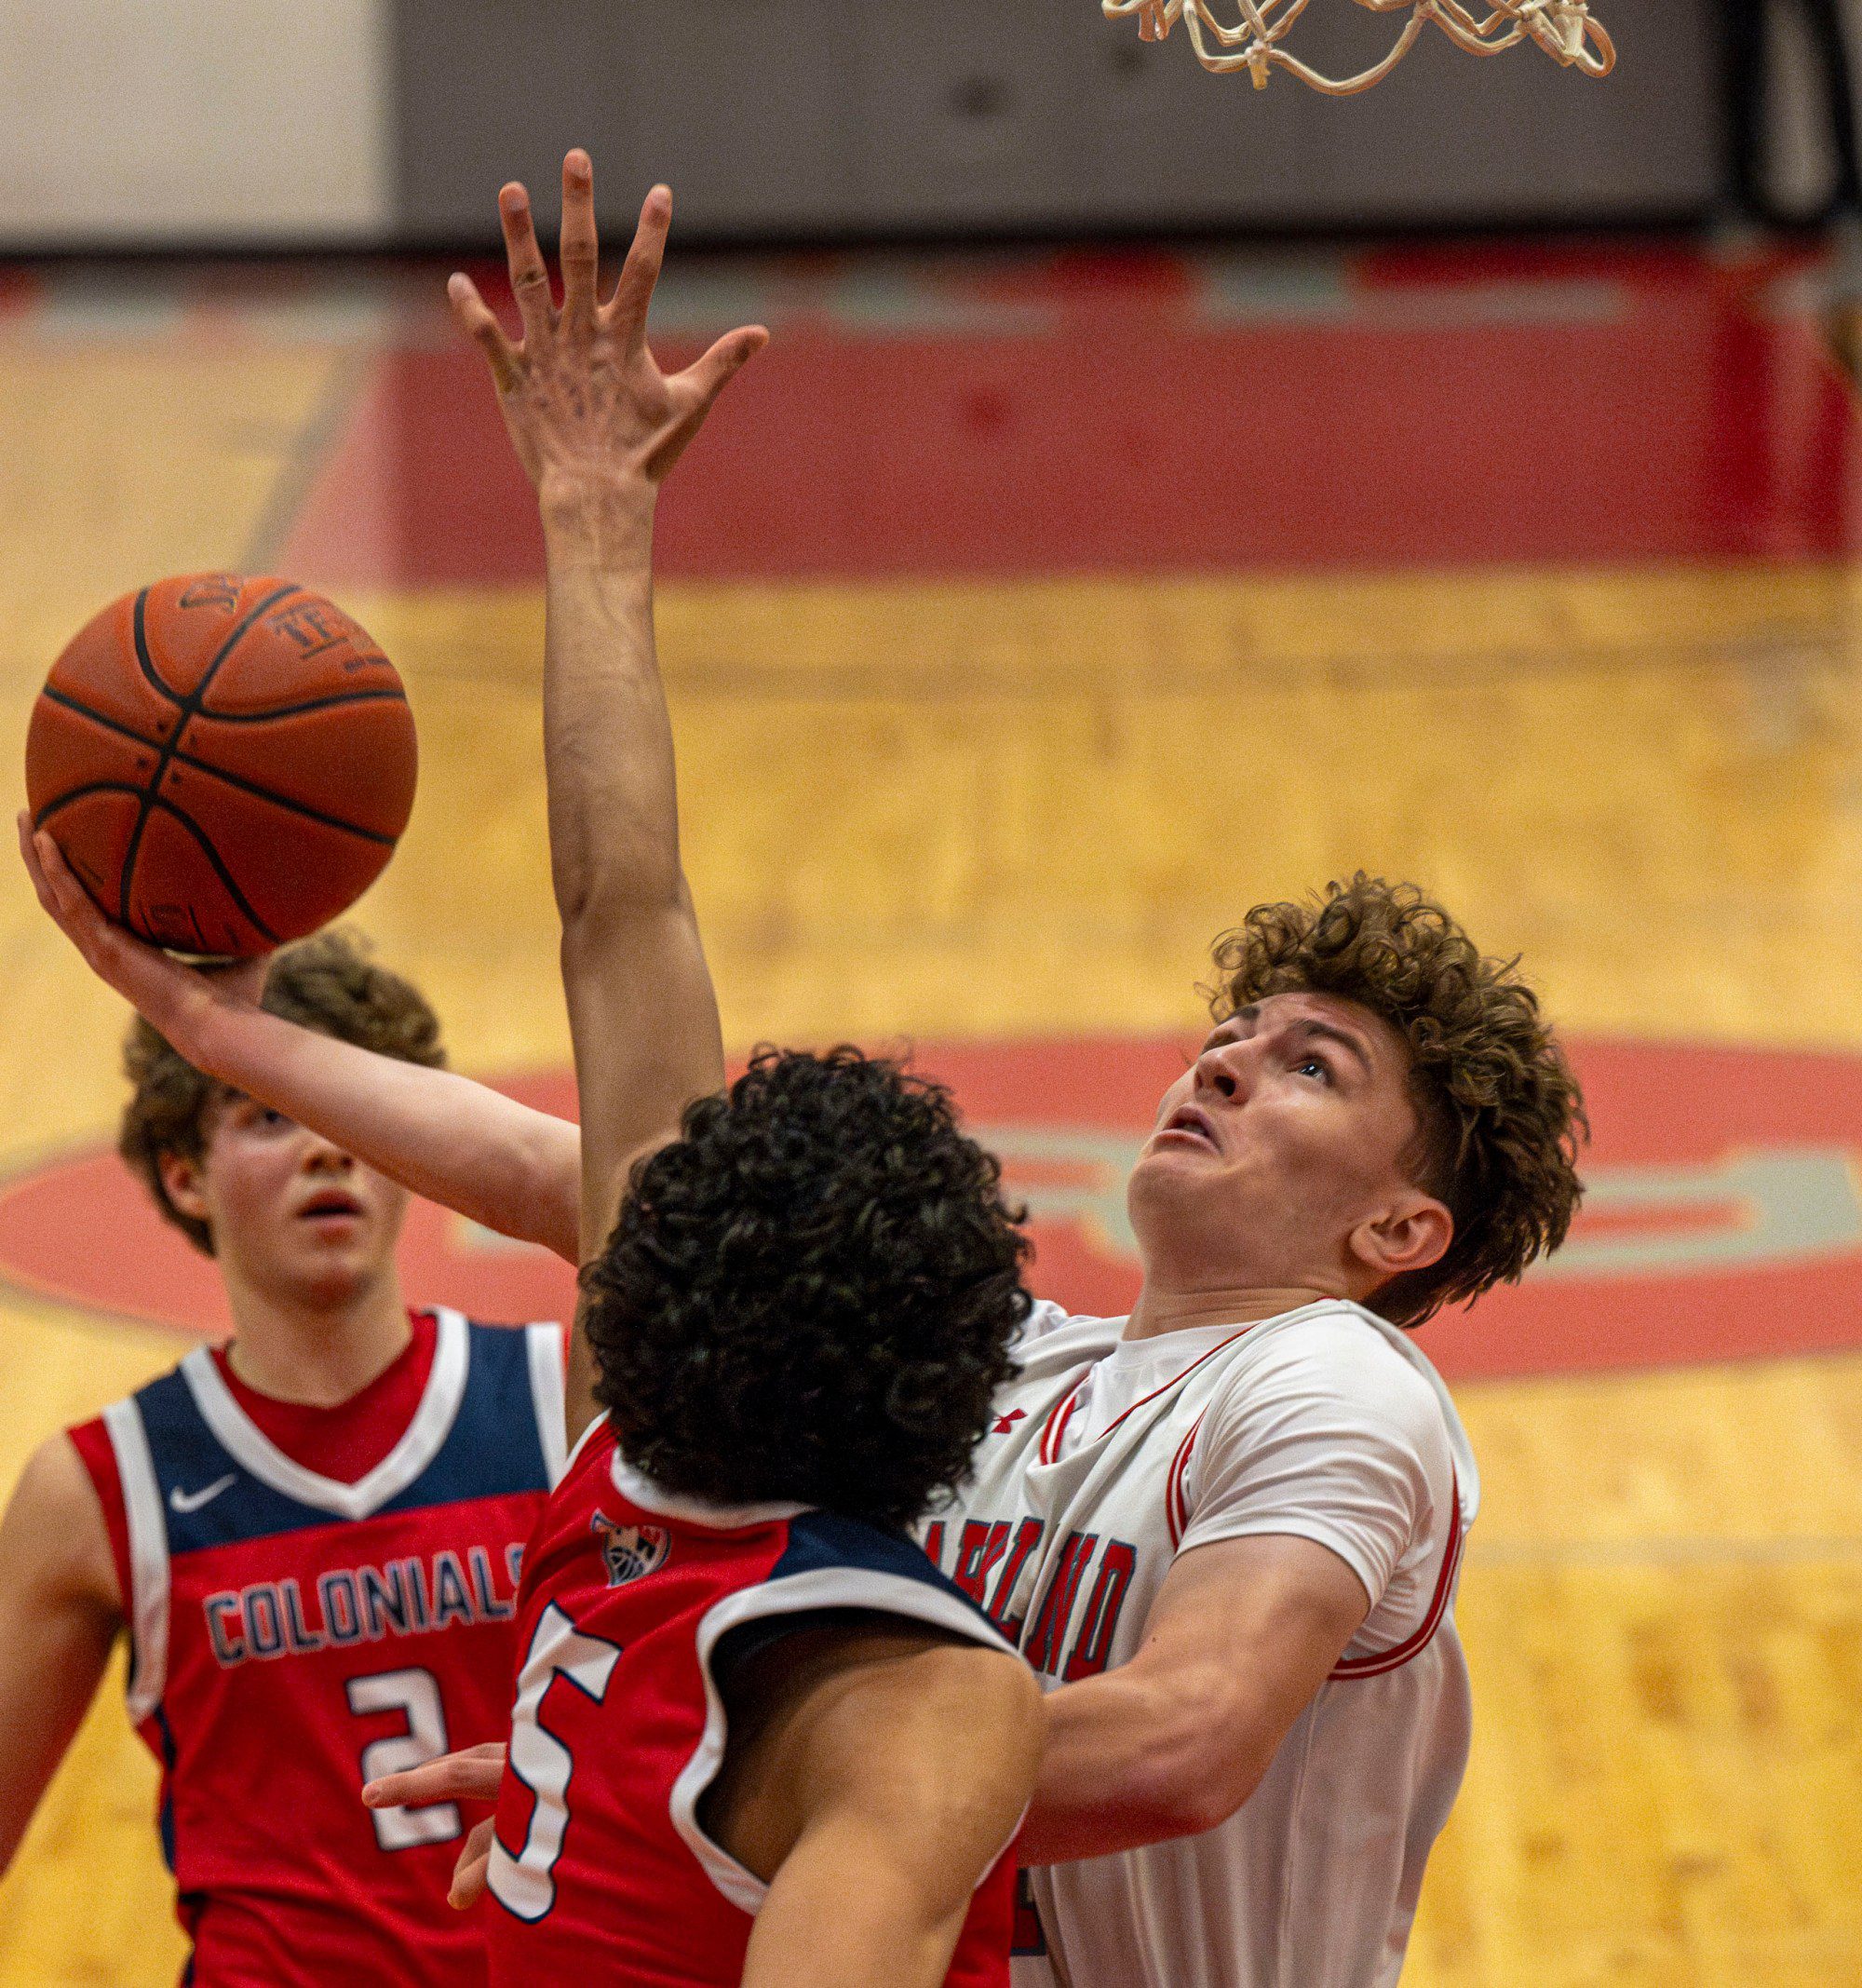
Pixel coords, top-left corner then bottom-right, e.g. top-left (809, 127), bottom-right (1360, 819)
top-left (22, 156), bottom-right (1588, 1987)
top-left (929, 1297), bottom-right (1474, 1986)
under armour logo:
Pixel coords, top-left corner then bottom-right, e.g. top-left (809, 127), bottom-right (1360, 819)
top-left (992, 1410), bottom-right (1028, 1436)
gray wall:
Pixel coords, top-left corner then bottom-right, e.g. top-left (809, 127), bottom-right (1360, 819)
top-left (393, 0), bottom-right (1720, 242)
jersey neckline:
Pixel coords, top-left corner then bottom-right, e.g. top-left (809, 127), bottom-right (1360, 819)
top-left (612, 1452), bottom-right (808, 1531)
top-left (176, 1307), bottom-right (470, 1521)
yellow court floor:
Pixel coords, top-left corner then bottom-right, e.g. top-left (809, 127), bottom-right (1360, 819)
top-left (1, 259), bottom-right (1860, 1985)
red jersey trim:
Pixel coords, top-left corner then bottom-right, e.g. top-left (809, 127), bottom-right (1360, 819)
top-left (1039, 1328), bottom-right (1252, 1468)
top-left (1329, 1469), bottom-right (1464, 1681)
top-left (1164, 1413), bottom-right (1206, 1551)
top-left (1038, 1387), bottom-right (1081, 1466)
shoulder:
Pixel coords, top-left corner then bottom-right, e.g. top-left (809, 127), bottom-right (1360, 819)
top-left (689, 1508), bottom-right (1019, 1666)
top-left (1219, 1305), bottom-right (1451, 1452)
top-left (1, 1431), bottom-right (121, 1611)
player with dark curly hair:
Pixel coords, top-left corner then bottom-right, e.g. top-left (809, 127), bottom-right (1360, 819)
top-left (585, 1046), bottom-right (1028, 1530)
top-left (23, 156), bottom-right (1587, 1988)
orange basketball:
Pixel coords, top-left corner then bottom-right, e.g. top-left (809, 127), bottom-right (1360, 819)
top-left (25, 574), bottom-right (417, 958)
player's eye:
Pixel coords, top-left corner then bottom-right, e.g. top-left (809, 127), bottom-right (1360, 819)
top-left (1295, 1057), bottom-right (1331, 1085)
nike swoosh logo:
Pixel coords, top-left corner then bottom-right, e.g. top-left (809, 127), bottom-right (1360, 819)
top-left (169, 1473), bottom-right (236, 1514)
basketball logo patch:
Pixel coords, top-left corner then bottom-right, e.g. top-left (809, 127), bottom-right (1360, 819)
top-left (590, 1510), bottom-right (670, 1587)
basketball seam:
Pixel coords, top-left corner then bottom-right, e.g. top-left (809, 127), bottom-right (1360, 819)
top-left (142, 794), bottom-right (282, 949)
top-left (128, 588), bottom-right (186, 707)
top-left (119, 582), bottom-right (301, 935)
top-left (39, 685), bottom-right (398, 846)
top-left (196, 688), bottom-right (407, 725)
top-left (31, 782), bottom-right (282, 948)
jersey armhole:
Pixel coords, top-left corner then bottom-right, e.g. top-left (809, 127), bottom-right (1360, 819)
top-left (66, 1416), bottom-right (133, 1615)
top-left (670, 1564), bottom-right (1023, 1917)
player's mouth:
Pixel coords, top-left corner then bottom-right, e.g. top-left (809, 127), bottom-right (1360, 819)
top-left (1154, 1104), bottom-right (1221, 1152)
top-left (296, 1188), bottom-right (366, 1230)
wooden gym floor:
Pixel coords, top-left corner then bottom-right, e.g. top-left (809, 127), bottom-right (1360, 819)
top-left (1, 237), bottom-right (1861, 1984)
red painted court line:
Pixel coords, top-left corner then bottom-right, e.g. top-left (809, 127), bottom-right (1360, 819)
top-left (279, 243), bottom-right (1862, 586)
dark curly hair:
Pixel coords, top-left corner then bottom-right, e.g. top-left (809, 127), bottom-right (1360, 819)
top-left (120, 929), bottom-right (446, 1255)
top-left (1210, 874), bottom-right (1585, 1327)
top-left (583, 1047), bottom-right (1031, 1531)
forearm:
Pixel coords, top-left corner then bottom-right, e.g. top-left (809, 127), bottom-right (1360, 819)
top-left (1018, 1670), bottom-right (1260, 1865)
top-left (541, 489), bottom-right (680, 924)
top-left (187, 1000), bottom-right (583, 1262)
top-left (541, 489), bottom-right (726, 1256)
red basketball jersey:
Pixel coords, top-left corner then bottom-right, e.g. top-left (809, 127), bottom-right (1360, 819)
top-left (68, 1308), bottom-right (566, 1987)
top-left (482, 1419), bottom-right (1022, 1986)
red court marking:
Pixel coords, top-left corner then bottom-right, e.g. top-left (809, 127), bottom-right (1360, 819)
top-left (8, 1035), bottom-right (1862, 1383)
top-left (280, 245), bottom-right (1862, 586)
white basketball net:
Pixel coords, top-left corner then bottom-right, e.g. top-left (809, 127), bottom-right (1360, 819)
top-left (1103, 0), bottom-right (1615, 94)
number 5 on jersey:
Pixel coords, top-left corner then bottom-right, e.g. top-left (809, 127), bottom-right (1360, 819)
top-left (488, 1603), bottom-right (625, 1921)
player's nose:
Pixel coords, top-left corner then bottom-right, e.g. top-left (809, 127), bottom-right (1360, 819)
top-left (1193, 1037), bottom-right (1254, 1104)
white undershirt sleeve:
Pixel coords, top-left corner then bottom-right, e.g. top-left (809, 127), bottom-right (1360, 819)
top-left (1175, 1319), bottom-right (1449, 1614)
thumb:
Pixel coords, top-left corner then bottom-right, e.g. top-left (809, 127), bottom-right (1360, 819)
top-left (686, 324), bottom-right (768, 411)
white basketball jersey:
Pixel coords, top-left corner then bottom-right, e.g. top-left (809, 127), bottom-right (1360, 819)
top-left (923, 1297), bottom-right (1477, 1988)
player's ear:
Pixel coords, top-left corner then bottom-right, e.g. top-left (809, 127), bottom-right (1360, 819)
top-left (1347, 1192), bottom-right (1451, 1283)
top-left (156, 1148), bottom-right (210, 1224)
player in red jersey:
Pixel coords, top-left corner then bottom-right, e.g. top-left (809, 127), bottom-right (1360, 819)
top-left (385, 161), bottom-right (1043, 1986)
top-left (451, 1048), bottom-right (1045, 1986)
top-left (20, 160), bottom-right (1046, 1985)
top-left (0, 933), bottom-right (565, 1987)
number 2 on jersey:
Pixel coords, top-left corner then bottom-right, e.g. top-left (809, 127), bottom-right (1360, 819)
top-left (488, 1603), bottom-right (624, 1921)
top-left (347, 1667), bottom-right (462, 1851)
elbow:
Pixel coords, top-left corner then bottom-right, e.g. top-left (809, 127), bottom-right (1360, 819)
top-left (551, 846), bottom-right (686, 936)
top-left (1126, 1729), bottom-right (1269, 1844)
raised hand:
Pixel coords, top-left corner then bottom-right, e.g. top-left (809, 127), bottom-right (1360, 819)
top-left (18, 813), bottom-right (267, 1044)
top-left (447, 150), bottom-right (767, 510)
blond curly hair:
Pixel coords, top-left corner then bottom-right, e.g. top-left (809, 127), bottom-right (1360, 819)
top-left (1209, 875), bottom-right (1585, 1326)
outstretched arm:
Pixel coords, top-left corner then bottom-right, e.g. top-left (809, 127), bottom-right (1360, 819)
top-left (19, 818), bottom-right (584, 1264)
top-left (449, 154), bottom-right (764, 1261)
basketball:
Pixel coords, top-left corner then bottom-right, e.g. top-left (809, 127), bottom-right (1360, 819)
top-left (24, 574), bottom-right (416, 958)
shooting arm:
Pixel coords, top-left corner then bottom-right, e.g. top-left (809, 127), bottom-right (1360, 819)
top-left (19, 820), bottom-right (583, 1265)
top-left (0, 1438), bottom-right (122, 1877)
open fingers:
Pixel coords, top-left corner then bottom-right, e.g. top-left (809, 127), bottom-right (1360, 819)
top-left (602, 183), bottom-right (672, 350)
top-left (447, 274), bottom-right (519, 393)
top-left (557, 148), bottom-right (600, 325)
top-left (498, 183), bottom-right (556, 343)
top-left (683, 324), bottom-right (769, 410)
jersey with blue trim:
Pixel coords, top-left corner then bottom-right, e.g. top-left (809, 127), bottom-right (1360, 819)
top-left (76, 1307), bottom-right (566, 1988)
top-left (482, 1417), bottom-right (1023, 1987)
